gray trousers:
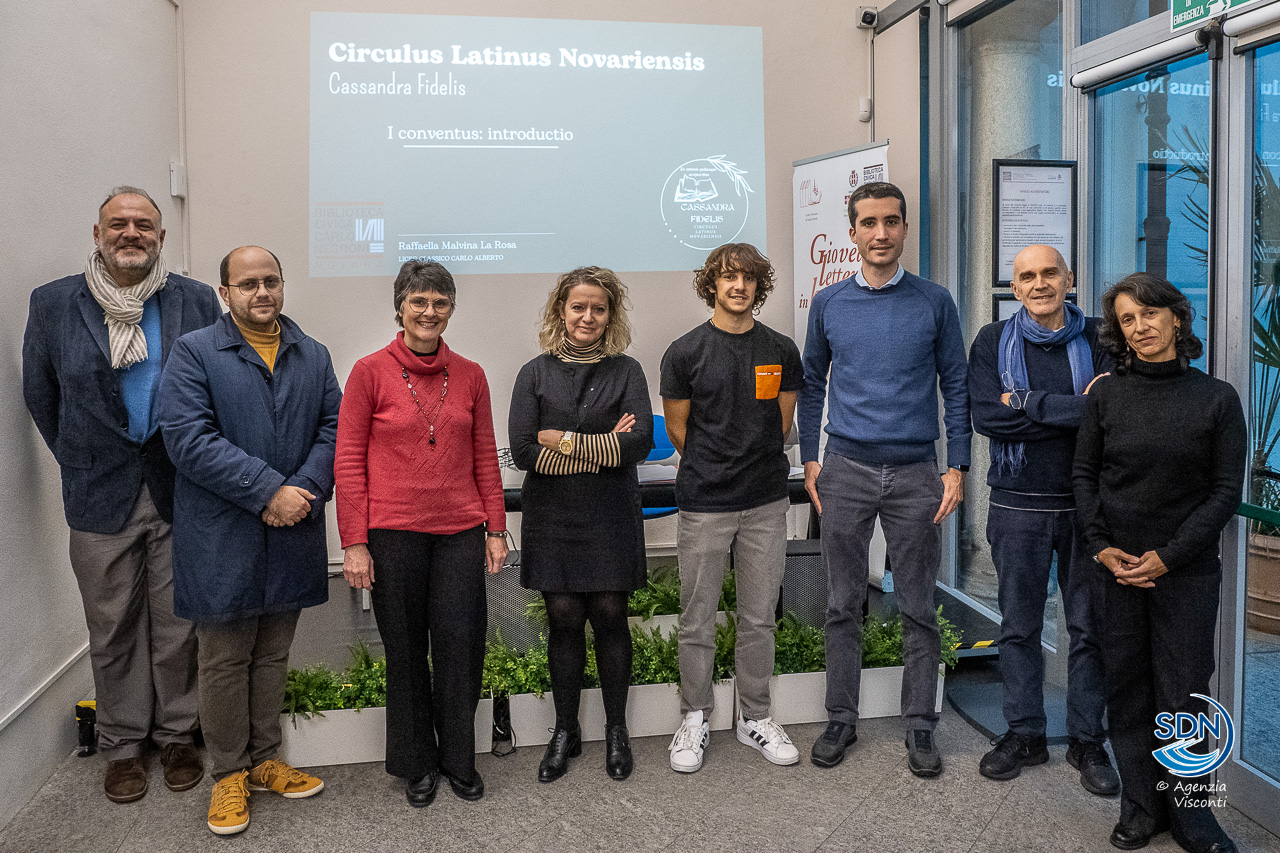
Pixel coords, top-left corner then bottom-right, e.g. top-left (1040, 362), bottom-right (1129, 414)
top-left (677, 497), bottom-right (788, 720)
top-left (196, 610), bottom-right (300, 779)
top-left (817, 454), bottom-right (942, 731)
top-left (68, 484), bottom-right (199, 760)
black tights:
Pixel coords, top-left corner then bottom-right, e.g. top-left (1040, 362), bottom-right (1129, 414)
top-left (543, 591), bottom-right (631, 729)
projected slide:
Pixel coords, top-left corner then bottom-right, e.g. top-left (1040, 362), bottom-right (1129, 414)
top-left (309, 12), bottom-right (765, 277)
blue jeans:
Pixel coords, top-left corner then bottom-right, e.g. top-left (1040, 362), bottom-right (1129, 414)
top-left (986, 504), bottom-right (1105, 742)
top-left (818, 454), bottom-right (943, 731)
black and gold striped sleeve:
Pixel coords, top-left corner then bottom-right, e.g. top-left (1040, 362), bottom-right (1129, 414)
top-left (534, 446), bottom-right (601, 475)
top-left (570, 432), bottom-right (621, 467)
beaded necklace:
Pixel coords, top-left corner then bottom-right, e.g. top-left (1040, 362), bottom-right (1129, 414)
top-left (401, 366), bottom-right (449, 446)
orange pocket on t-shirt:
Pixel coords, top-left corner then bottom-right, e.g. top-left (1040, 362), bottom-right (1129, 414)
top-left (755, 364), bottom-right (782, 400)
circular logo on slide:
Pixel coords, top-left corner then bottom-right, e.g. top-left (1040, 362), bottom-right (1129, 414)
top-left (660, 156), bottom-right (752, 251)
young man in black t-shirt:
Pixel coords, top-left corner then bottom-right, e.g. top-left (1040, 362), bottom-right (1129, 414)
top-left (660, 243), bottom-right (804, 772)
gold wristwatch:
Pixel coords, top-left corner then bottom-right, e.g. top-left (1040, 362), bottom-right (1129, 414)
top-left (558, 431), bottom-right (575, 455)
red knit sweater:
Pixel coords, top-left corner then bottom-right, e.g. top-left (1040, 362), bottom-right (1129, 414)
top-left (335, 334), bottom-right (506, 547)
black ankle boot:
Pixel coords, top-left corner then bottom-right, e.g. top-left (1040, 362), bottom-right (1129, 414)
top-left (538, 726), bottom-right (581, 783)
top-left (605, 724), bottom-right (633, 780)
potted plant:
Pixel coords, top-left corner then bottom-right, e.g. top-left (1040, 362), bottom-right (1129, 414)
top-left (278, 642), bottom-right (494, 767)
top-left (497, 621), bottom-right (736, 747)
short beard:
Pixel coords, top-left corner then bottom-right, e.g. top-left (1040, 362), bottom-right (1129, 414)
top-left (103, 246), bottom-right (160, 281)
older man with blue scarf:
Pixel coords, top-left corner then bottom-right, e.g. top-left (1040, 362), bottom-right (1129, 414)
top-left (967, 244), bottom-right (1120, 796)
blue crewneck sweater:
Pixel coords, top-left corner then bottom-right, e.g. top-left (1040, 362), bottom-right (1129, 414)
top-left (118, 295), bottom-right (162, 443)
top-left (798, 271), bottom-right (971, 467)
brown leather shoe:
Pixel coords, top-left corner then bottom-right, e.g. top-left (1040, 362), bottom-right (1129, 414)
top-left (104, 757), bottom-right (148, 803)
top-left (161, 743), bottom-right (205, 792)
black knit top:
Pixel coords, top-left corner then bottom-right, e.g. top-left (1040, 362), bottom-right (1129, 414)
top-left (1072, 358), bottom-right (1247, 574)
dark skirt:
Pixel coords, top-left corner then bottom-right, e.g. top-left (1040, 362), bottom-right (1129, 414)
top-left (519, 466), bottom-right (645, 593)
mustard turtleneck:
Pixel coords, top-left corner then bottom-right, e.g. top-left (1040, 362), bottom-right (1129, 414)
top-left (237, 320), bottom-right (281, 373)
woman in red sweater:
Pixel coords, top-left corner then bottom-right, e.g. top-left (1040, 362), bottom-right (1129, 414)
top-left (335, 261), bottom-right (507, 808)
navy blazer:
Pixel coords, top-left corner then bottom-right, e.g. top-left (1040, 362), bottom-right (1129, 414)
top-left (159, 312), bottom-right (341, 622)
top-left (22, 273), bottom-right (222, 534)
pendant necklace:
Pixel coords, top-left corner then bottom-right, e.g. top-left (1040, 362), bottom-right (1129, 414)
top-left (402, 366), bottom-right (449, 447)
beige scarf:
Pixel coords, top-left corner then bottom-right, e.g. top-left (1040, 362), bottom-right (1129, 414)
top-left (84, 249), bottom-right (169, 369)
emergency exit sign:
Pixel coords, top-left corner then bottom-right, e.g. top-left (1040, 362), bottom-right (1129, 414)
top-left (1172, 0), bottom-right (1268, 32)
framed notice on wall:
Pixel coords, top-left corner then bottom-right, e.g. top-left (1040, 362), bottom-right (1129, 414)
top-left (992, 159), bottom-right (1077, 288)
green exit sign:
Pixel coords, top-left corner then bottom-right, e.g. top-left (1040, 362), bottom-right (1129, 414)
top-left (1172, 0), bottom-right (1269, 32)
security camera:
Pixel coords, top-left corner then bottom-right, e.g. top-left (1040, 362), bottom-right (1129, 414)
top-left (857, 6), bottom-right (878, 29)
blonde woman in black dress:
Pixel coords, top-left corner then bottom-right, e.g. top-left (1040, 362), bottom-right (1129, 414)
top-left (508, 267), bottom-right (653, 783)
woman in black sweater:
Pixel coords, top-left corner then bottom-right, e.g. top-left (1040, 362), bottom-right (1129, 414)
top-left (1073, 273), bottom-right (1246, 853)
top-left (509, 267), bottom-right (653, 783)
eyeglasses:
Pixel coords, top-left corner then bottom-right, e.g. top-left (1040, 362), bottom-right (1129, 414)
top-left (230, 276), bottom-right (284, 294)
top-left (405, 296), bottom-right (454, 315)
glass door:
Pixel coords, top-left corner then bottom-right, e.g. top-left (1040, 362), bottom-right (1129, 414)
top-left (1226, 38), bottom-right (1280, 833)
top-left (1091, 53), bottom-right (1212, 361)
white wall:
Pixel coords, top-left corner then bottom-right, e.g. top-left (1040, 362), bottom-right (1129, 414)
top-left (873, 12), bottom-right (924, 274)
top-left (0, 0), bottom-right (187, 829)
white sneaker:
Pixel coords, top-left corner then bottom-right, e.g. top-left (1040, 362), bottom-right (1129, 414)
top-left (669, 710), bottom-right (710, 773)
top-left (736, 715), bottom-right (800, 766)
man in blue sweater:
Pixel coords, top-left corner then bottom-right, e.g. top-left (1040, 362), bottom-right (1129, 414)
top-left (967, 244), bottom-right (1118, 796)
top-left (799, 182), bottom-right (970, 777)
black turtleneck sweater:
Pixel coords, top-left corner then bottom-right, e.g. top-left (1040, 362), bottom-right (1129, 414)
top-left (1072, 358), bottom-right (1247, 574)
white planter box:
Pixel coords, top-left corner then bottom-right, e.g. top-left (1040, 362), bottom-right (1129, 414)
top-left (626, 611), bottom-right (732, 637)
top-left (508, 678), bottom-right (735, 747)
top-left (767, 665), bottom-right (945, 725)
top-left (279, 699), bottom-right (494, 768)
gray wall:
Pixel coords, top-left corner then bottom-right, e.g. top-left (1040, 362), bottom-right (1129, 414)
top-left (0, 0), bottom-right (189, 830)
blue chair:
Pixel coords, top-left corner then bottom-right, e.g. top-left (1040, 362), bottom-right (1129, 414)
top-left (642, 414), bottom-right (678, 519)
top-left (647, 414), bottom-right (676, 464)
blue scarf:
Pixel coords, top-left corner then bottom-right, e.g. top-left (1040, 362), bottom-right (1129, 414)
top-left (993, 302), bottom-right (1093, 476)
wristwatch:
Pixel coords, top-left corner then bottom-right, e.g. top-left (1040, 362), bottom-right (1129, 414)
top-left (558, 431), bottom-right (575, 455)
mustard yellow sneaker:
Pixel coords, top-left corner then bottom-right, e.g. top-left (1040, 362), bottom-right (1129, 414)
top-left (247, 758), bottom-right (325, 799)
top-left (207, 770), bottom-right (250, 835)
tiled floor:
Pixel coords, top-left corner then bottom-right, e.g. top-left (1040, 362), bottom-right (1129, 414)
top-left (3, 707), bottom-right (1278, 853)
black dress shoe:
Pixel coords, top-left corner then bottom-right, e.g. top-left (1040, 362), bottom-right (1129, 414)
top-left (441, 769), bottom-right (484, 801)
top-left (1110, 819), bottom-right (1171, 851)
top-left (538, 726), bottom-right (582, 783)
top-left (405, 771), bottom-right (438, 808)
top-left (810, 721), bottom-right (857, 768)
top-left (605, 725), bottom-right (633, 780)
top-left (1110, 824), bottom-right (1155, 850)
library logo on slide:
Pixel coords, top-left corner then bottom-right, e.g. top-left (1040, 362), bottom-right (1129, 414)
top-left (310, 201), bottom-right (385, 276)
top-left (660, 156), bottom-right (753, 251)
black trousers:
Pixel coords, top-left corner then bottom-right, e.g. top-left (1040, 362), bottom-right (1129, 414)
top-left (1093, 564), bottom-right (1226, 846)
top-left (367, 526), bottom-right (486, 782)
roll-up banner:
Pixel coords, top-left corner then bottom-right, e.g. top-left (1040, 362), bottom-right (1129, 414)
top-left (792, 141), bottom-right (889, 353)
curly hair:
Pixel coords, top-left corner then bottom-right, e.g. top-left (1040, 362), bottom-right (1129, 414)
top-left (537, 266), bottom-right (633, 356)
top-left (692, 243), bottom-right (776, 312)
top-left (1100, 272), bottom-right (1203, 374)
